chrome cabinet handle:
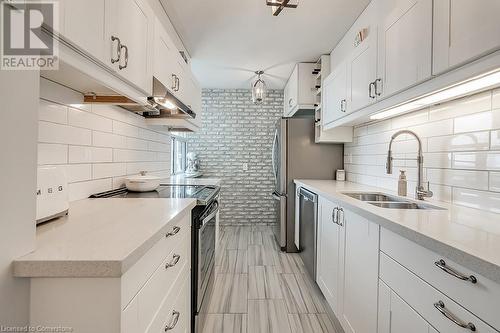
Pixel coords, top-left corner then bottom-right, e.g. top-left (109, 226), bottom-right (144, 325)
top-left (434, 301), bottom-right (476, 331)
top-left (434, 259), bottom-right (477, 284)
top-left (340, 99), bottom-right (347, 113)
top-left (288, 98), bottom-right (294, 107)
top-left (369, 81), bottom-right (376, 99)
top-left (171, 74), bottom-right (177, 91)
top-left (332, 207), bottom-right (338, 224)
top-left (164, 310), bottom-right (180, 331)
top-left (337, 207), bottom-right (344, 226)
top-left (166, 226), bottom-right (181, 238)
top-left (375, 78), bottom-right (383, 96)
top-left (165, 254), bottom-right (181, 269)
top-left (118, 44), bottom-right (128, 70)
top-left (176, 76), bottom-right (180, 91)
top-left (111, 36), bottom-right (121, 64)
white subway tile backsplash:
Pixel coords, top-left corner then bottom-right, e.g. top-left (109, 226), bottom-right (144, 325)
top-left (452, 152), bottom-right (500, 170)
top-left (39, 121), bottom-right (92, 146)
top-left (453, 110), bottom-right (500, 134)
top-left (426, 169), bottom-right (488, 190)
top-left (490, 172), bottom-right (500, 192)
top-left (39, 100), bottom-right (68, 124)
top-left (429, 91), bottom-right (492, 121)
top-left (64, 164), bottom-right (92, 183)
top-left (93, 163), bottom-right (127, 179)
top-left (113, 120), bottom-right (140, 137)
top-left (38, 80), bottom-right (171, 202)
top-left (92, 131), bottom-right (127, 149)
top-left (453, 188), bottom-right (500, 214)
top-left (113, 149), bottom-right (157, 162)
top-left (347, 89), bottom-right (500, 213)
top-left (68, 108), bottom-right (112, 132)
top-left (68, 178), bottom-right (113, 202)
top-left (68, 146), bottom-right (112, 164)
top-left (491, 130), bottom-right (500, 149)
top-left (409, 119), bottom-right (454, 138)
top-left (38, 143), bottom-right (67, 165)
top-left (427, 132), bottom-right (490, 152)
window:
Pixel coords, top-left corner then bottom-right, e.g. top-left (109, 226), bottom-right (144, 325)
top-left (171, 136), bottom-right (187, 175)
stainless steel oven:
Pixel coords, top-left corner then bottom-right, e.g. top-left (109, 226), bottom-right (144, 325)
top-left (192, 195), bottom-right (218, 332)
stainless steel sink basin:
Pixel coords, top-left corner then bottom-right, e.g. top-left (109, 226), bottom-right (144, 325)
top-left (342, 192), bottom-right (446, 210)
top-left (343, 192), bottom-right (394, 202)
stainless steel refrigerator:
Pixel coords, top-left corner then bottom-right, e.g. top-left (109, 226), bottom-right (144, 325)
top-left (271, 117), bottom-right (343, 252)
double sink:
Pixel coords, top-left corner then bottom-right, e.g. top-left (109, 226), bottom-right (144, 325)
top-left (343, 192), bottom-right (445, 210)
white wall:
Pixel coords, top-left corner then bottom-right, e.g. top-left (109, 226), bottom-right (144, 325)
top-left (0, 71), bottom-right (38, 325)
top-left (39, 79), bottom-right (172, 201)
top-left (345, 88), bottom-right (500, 213)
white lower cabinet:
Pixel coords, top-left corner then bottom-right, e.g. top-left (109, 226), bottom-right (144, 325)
top-left (316, 197), bottom-right (343, 314)
top-left (378, 280), bottom-right (438, 333)
top-left (315, 196), bottom-right (380, 333)
top-left (29, 214), bottom-right (192, 333)
top-left (340, 209), bottom-right (379, 333)
top-left (314, 194), bottom-right (499, 333)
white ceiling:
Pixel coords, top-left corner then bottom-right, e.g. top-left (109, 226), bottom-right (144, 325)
top-left (159, 0), bottom-right (370, 89)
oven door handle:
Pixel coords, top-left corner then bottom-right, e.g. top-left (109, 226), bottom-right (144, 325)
top-left (201, 208), bottom-right (218, 226)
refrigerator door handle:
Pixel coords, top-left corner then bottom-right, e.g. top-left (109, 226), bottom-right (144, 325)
top-left (271, 129), bottom-right (278, 187)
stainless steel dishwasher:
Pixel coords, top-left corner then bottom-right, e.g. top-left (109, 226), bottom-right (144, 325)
top-left (297, 187), bottom-right (318, 279)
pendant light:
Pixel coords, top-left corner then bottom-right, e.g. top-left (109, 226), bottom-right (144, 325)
top-left (252, 70), bottom-right (267, 105)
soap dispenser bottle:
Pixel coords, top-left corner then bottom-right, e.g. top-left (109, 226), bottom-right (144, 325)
top-left (398, 170), bottom-right (407, 196)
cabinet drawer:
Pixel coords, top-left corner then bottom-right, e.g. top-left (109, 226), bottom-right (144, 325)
top-left (121, 214), bottom-right (190, 309)
top-left (137, 227), bottom-right (190, 331)
top-left (380, 253), bottom-right (498, 333)
top-left (381, 229), bottom-right (500, 330)
top-left (147, 267), bottom-right (190, 333)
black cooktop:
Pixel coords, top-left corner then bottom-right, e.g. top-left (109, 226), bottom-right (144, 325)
top-left (90, 185), bottom-right (219, 205)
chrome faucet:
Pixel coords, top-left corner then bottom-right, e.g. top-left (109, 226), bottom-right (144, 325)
top-left (386, 130), bottom-right (433, 200)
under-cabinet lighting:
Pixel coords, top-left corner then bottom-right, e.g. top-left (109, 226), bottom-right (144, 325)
top-left (153, 97), bottom-right (176, 110)
top-left (370, 69), bottom-right (500, 120)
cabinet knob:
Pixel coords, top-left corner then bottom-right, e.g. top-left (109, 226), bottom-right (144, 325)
top-left (369, 82), bottom-right (376, 99)
top-left (165, 254), bottom-right (181, 269)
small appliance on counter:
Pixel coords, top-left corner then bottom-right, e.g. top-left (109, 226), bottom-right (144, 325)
top-left (36, 166), bottom-right (69, 224)
top-left (336, 169), bottom-right (346, 181)
top-left (185, 152), bottom-right (202, 178)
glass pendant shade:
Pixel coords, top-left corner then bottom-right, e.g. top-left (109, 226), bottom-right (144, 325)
top-left (252, 71), bottom-right (267, 105)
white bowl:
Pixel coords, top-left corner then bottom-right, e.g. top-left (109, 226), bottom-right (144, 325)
top-left (125, 172), bottom-right (161, 192)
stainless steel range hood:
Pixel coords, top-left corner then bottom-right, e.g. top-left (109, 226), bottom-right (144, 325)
top-left (143, 77), bottom-right (196, 119)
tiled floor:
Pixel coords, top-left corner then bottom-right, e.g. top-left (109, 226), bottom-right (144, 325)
top-left (200, 225), bottom-right (338, 333)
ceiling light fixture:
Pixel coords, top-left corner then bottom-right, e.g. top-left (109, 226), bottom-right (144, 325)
top-left (266, 0), bottom-right (298, 16)
top-left (252, 71), bottom-right (267, 105)
top-left (370, 69), bottom-right (500, 120)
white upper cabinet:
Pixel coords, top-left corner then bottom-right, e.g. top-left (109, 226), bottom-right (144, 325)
top-left (348, 31), bottom-right (377, 112)
top-left (283, 63), bottom-right (316, 117)
top-left (322, 62), bottom-right (348, 127)
top-left (106, 0), bottom-right (154, 93)
top-left (60, 0), bottom-right (107, 63)
top-left (316, 197), bottom-right (343, 315)
top-left (433, 0), bottom-right (500, 74)
top-left (154, 18), bottom-right (179, 94)
top-left (376, 0), bottom-right (433, 97)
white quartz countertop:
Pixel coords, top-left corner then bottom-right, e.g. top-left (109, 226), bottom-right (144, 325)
top-left (163, 175), bottom-right (222, 186)
top-left (295, 180), bottom-right (500, 284)
top-left (13, 198), bottom-right (197, 278)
